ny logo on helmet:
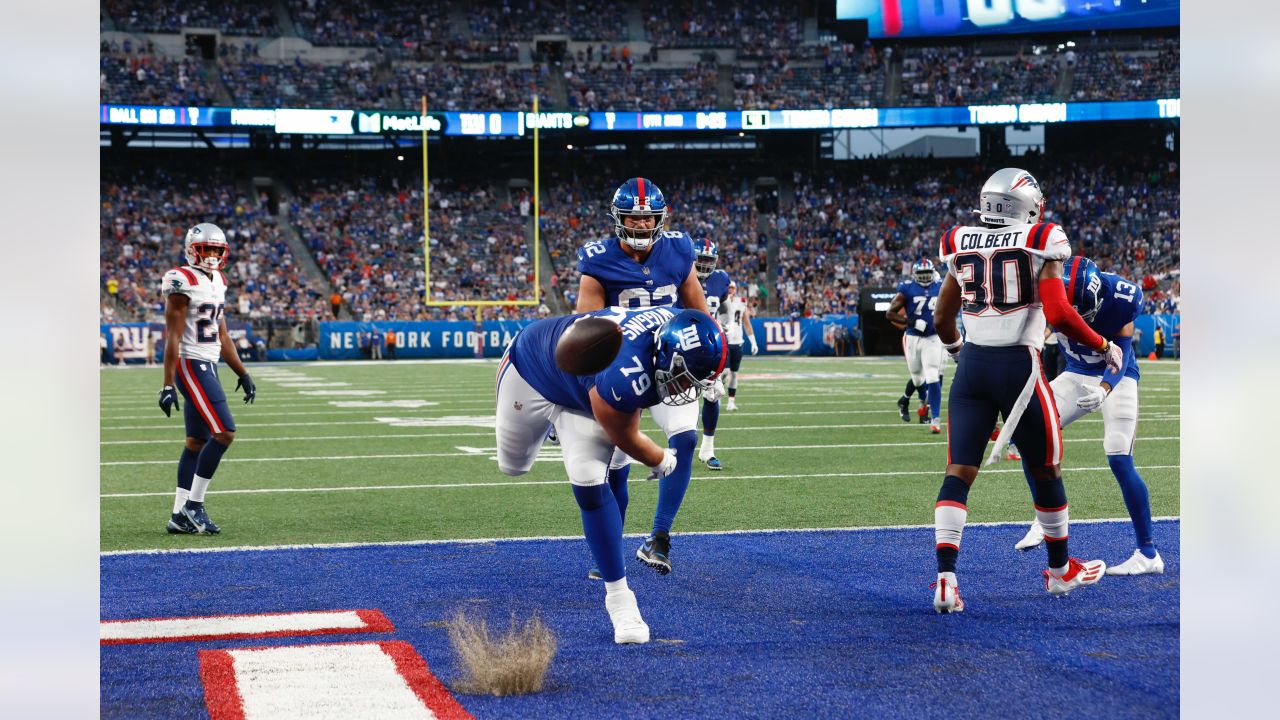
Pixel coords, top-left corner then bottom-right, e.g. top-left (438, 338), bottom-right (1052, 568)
top-left (676, 325), bottom-right (702, 351)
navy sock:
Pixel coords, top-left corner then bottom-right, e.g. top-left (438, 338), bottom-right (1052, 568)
top-left (1108, 454), bottom-right (1157, 557)
top-left (195, 438), bottom-right (230, 479)
top-left (177, 447), bottom-right (199, 491)
top-left (927, 381), bottom-right (942, 420)
top-left (607, 464), bottom-right (630, 527)
top-left (701, 397), bottom-right (719, 435)
top-left (935, 476), bottom-right (970, 573)
top-left (902, 380), bottom-right (915, 401)
top-left (572, 484), bottom-right (624, 582)
top-left (1031, 474), bottom-right (1070, 569)
top-left (652, 430), bottom-right (696, 535)
top-left (917, 383), bottom-right (928, 406)
top-left (728, 387), bottom-right (736, 398)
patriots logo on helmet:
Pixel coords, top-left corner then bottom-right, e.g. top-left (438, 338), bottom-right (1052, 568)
top-left (170, 279), bottom-right (183, 289)
top-left (1010, 173), bottom-right (1039, 191)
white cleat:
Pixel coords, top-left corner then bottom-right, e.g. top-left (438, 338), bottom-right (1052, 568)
top-left (725, 398), bottom-right (737, 411)
top-left (1044, 558), bottom-right (1106, 596)
top-left (605, 589), bottom-right (650, 644)
top-left (1105, 549), bottom-right (1165, 576)
top-left (1015, 520), bottom-right (1045, 551)
top-left (929, 419), bottom-right (941, 434)
top-left (932, 572), bottom-right (964, 614)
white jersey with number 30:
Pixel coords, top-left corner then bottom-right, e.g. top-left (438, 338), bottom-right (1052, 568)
top-left (938, 222), bottom-right (1070, 349)
top-left (160, 266), bottom-right (228, 363)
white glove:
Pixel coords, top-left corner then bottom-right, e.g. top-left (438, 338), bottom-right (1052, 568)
top-left (913, 319), bottom-right (928, 333)
top-left (702, 378), bottom-right (725, 403)
top-left (748, 336), bottom-right (758, 355)
top-left (1101, 339), bottom-right (1123, 375)
top-left (1076, 384), bottom-right (1107, 412)
top-left (647, 448), bottom-right (678, 479)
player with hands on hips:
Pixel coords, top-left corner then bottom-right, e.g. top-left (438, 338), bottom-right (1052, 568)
top-left (887, 259), bottom-right (945, 433)
top-left (693, 238), bottom-right (731, 470)
top-left (496, 307), bottom-right (727, 643)
top-left (158, 223), bottom-right (256, 536)
top-left (1012, 257), bottom-right (1162, 575)
top-left (718, 280), bottom-right (756, 414)
top-left (573, 177), bottom-right (710, 578)
top-left (929, 168), bottom-right (1118, 613)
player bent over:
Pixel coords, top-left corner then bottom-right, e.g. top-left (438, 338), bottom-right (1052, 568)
top-left (930, 169), bottom-right (1124, 613)
top-left (1013, 257), bottom-right (1163, 575)
top-left (158, 223), bottom-right (256, 535)
top-left (496, 308), bottom-right (726, 643)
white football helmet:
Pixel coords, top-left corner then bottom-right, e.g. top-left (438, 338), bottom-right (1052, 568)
top-left (184, 222), bottom-right (229, 270)
top-left (977, 168), bottom-right (1045, 227)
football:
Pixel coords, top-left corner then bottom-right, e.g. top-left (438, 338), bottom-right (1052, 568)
top-left (555, 317), bottom-right (623, 376)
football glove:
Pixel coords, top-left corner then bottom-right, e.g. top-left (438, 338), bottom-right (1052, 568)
top-left (702, 378), bottom-right (725, 403)
top-left (647, 449), bottom-right (678, 480)
top-left (748, 336), bottom-right (758, 355)
top-left (158, 385), bottom-right (180, 417)
top-left (1076, 384), bottom-right (1108, 412)
top-left (1100, 339), bottom-right (1124, 375)
top-left (913, 319), bottom-right (928, 333)
top-left (236, 374), bottom-right (256, 404)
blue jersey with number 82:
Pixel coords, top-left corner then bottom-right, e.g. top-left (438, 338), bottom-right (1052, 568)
top-left (577, 232), bottom-right (695, 309)
top-left (1058, 272), bottom-right (1143, 381)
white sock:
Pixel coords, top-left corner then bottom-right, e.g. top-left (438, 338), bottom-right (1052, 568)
top-left (604, 578), bottom-right (629, 596)
top-left (190, 474), bottom-right (212, 503)
top-left (701, 435), bottom-right (715, 455)
top-left (1049, 564), bottom-right (1068, 577)
top-left (172, 488), bottom-right (190, 514)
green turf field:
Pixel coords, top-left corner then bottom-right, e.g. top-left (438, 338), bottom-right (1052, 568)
top-left (100, 357), bottom-right (1180, 552)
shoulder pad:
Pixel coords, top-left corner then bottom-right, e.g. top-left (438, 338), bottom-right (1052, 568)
top-left (939, 226), bottom-right (961, 258)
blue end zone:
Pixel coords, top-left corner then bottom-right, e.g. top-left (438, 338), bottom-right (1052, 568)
top-left (102, 520), bottom-right (1178, 719)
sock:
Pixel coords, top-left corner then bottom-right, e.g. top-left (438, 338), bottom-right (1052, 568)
top-left (727, 370), bottom-right (738, 397)
top-left (927, 381), bottom-right (942, 421)
top-left (902, 380), bottom-right (915, 402)
top-left (1031, 474), bottom-right (1070, 570)
top-left (701, 396), bottom-right (719, 435)
top-left (1108, 454), bottom-right (1157, 557)
top-left (172, 488), bottom-right (190, 514)
top-left (604, 577), bottom-right (629, 596)
top-left (917, 382), bottom-right (928, 407)
top-left (652, 430), bottom-right (696, 535)
top-left (700, 433), bottom-right (715, 457)
top-left (189, 475), bottom-right (212, 503)
top-left (572, 484), bottom-right (625, 582)
top-left (934, 475), bottom-right (970, 573)
top-left (607, 464), bottom-right (630, 526)
top-left (177, 447), bottom-right (198, 491)
top-left (195, 438), bottom-right (230, 482)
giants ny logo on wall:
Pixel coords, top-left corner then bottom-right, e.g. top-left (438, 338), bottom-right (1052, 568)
top-left (762, 321), bottom-right (802, 352)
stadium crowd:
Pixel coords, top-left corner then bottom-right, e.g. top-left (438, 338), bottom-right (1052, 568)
top-left (733, 43), bottom-right (886, 110)
top-left (101, 49), bottom-right (219, 107)
top-left (105, 0), bottom-right (277, 35)
top-left (899, 45), bottom-right (1060, 107)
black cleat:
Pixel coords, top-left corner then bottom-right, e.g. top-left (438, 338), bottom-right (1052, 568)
top-left (166, 512), bottom-right (200, 534)
top-left (636, 533), bottom-right (672, 575)
top-left (178, 502), bottom-right (221, 535)
top-left (896, 396), bottom-right (910, 422)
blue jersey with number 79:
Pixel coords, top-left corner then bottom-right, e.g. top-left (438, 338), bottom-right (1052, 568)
top-left (1057, 272), bottom-right (1143, 381)
top-left (576, 232), bottom-right (695, 309)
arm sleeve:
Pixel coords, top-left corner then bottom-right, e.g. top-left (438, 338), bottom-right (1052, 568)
top-left (1101, 335), bottom-right (1132, 388)
top-left (1038, 276), bottom-right (1106, 351)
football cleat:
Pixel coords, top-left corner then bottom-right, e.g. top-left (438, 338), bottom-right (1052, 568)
top-left (636, 532), bottom-right (672, 575)
top-left (932, 573), bottom-right (964, 614)
top-left (546, 426), bottom-right (560, 445)
top-left (700, 453), bottom-right (722, 471)
top-left (1015, 520), bottom-right (1045, 551)
top-left (918, 405), bottom-right (929, 424)
top-left (179, 502), bottom-right (220, 535)
top-left (1043, 558), bottom-right (1106, 596)
top-left (166, 512), bottom-right (200, 535)
top-left (1105, 549), bottom-right (1165, 576)
top-left (587, 566), bottom-right (603, 581)
top-left (929, 419), bottom-right (941, 434)
top-left (725, 398), bottom-right (737, 411)
top-left (605, 589), bottom-right (650, 644)
top-left (897, 396), bottom-right (910, 422)
top-left (1006, 445), bottom-right (1021, 461)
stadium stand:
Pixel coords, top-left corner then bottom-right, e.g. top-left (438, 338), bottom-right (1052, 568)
top-left (100, 50), bottom-right (219, 107)
top-left (104, 0), bottom-right (278, 35)
top-left (899, 45), bottom-right (1061, 106)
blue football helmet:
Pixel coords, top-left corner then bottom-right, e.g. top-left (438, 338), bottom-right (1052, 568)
top-left (610, 177), bottom-right (669, 252)
top-left (653, 310), bottom-right (726, 406)
top-left (912, 259), bottom-right (935, 286)
top-left (1064, 256), bottom-right (1105, 323)
top-left (693, 238), bottom-right (718, 279)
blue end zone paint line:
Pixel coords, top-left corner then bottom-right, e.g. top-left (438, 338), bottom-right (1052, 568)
top-left (102, 521), bottom-right (1178, 719)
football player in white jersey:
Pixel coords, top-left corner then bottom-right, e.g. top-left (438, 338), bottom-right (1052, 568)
top-left (157, 223), bottom-right (256, 535)
top-left (928, 168), bottom-right (1124, 613)
top-left (717, 281), bottom-right (757, 412)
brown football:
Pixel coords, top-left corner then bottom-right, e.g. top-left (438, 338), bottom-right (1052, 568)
top-left (555, 317), bottom-right (624, 375)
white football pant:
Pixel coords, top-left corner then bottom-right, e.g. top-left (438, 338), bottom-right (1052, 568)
top-left (903, 333), bottom-right (944, 386)
top-left (1050, 371), bottom-right (1139, 455)
top-left (608, 398), bottom-right (699, 470)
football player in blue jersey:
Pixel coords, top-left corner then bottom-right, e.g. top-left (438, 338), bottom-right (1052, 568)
top-left (496, 307), bottom-right (726, 643)
top-left (887, 259), bottom-right (944, 433)
top-left (693, 238), bottom-right (731, 470)
top-left (1013, 257), bottom-right (1163, 575)
top-left (574, 178), bottom-right (711, 578)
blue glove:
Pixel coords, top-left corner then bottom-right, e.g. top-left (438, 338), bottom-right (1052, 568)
top-left (158, 385), bottom-right (179, 417)
top-left (236, 374), bottom-right (256, 404)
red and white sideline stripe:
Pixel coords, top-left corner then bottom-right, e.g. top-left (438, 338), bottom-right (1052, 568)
top-left (100, 609), bottom-right (393, 645)
top-left (200, 640), bottom-right (473, 720)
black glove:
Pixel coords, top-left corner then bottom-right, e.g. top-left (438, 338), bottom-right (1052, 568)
top-left (158, 385), bottom-right (180, 417)
top-left (236, 374), bottom-right (256, 404)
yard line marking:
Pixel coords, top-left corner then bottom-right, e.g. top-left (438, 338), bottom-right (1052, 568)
top-left (101, 609), bottom-right (394, 645)
top-left (102, 516), bottom-right (1180, 556)
top-left (102, 464), bottom-right (1181, 498)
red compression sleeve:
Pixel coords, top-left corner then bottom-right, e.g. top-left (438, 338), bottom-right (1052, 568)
top-left (1039, 276), bottom-right (1106, 350)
